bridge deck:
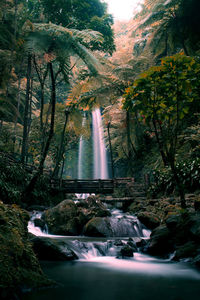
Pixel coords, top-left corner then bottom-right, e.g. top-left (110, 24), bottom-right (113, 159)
top-left (51, 179), bottom-right (115, 194)
top-left (50, 178), bottom-right (135, 194)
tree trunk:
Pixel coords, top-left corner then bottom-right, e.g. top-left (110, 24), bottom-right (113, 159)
top-left (14, 0), bottom-right (18, 39)
top-left (152, 119), bottom-right (168, 166)
top-left (52, 110), bottom-right (69, 178)
top-left (13, 76), bottom-right (21, 151)
top-left (169, 158), bottom-right (186, 209)
top-left (21, 62), bottom-right (56, 201)
top-left (0, 120), bottom-right (3, 134)
top-left (21, 54), bottom-right (32, 163)
top-left (126, 111), bottom-right (136, 176)
top-left (107, 122), bottom-right (115, 178)
top-left (27, 76), bottom-right (33, 137)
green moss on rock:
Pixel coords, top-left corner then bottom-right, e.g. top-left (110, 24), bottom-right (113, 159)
top-left (0, 201), bottom-right (51, 296)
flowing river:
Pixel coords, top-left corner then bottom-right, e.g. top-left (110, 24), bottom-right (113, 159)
top-left (22, 208), bottom-right (200, 300)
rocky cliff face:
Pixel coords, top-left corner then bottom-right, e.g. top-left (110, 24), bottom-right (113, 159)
top-left (0, 202), bottom-right (51, 299)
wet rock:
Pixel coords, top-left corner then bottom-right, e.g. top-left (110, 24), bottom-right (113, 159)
top-left (127, 239), bottom-right (137, 251)
top-left (85, 196), bottom-right (111, 217)
top-left (120, 245), bottom-right (134, 258)
top-left (189, 216), bottom-right (200, 241)
top-left (31, 236), bottom-right (78, 261)
top-left (83, 217), bottom-right (112, 237)
top-left (147, 225), bottom-right (173, 256)
top-left (128, 202), bottom-right (144, 214)
top-left (136, 238), bottom-right (147, 248)
top-left (114, 239), bottom-right (124, 246)
top-left (193, 254), bottom-right (200, 268)
top-left (33, 218), bottom-right (46, 231)
top-left (165, 215), bottom-right (181, 231)
top-left (44, 200), bottom-right (79, 235)
top-left (194, 198), bottom-right (200, 212)
top-left (173, 242), bottom-right (197, 261)
top-left (137, 211), bottom-right (160, 230)
top-left (43, 198), bottom-right (111, 236)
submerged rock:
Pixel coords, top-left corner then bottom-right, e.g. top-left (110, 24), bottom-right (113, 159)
top-left (31, 236), bottom-right (78, 261)
top-left (0, 202), bottom-right (51, 297)
top-left (119, 245), bottom-right (134, 258)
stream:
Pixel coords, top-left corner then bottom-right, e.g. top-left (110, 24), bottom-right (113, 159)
top-left (23, 207), bottom-right (200, 300)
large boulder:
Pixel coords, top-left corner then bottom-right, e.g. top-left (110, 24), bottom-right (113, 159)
top-left (137, 211), bottom-right (160, 229)
top-left (44, 200), bottom-right (79, 235)
top-left (31, 236), bottom-right (78, 261)
top-left (147, 225), bottom-right (173, 256)
top-left (43, 198), bottom-right (111, 236)
top-left (165, 215), bottom-right (181, 231)
top-left (83, 217), bottom-right (113, 237)
top-left (173, 242), bottom-right (197, 261)
top-left (146, 211), bottom-right (200, 261)
top-left (79, 195), bottom-right (111, 218)
top-left (0, 202), bottom-right (51, 298)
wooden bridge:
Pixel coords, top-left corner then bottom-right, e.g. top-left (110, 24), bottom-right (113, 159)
top-left (0, 152), bottom-right (138, 195)
top-left (50, 178), bottom-right (135, 194)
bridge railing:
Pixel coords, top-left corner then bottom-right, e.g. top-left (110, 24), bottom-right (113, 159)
top-left (50, 178), bottom-right (115, 194)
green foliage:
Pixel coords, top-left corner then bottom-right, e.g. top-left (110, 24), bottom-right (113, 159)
top-left (149, 158), bottom-right (200, 196)
top-left (31, 0), bottom-right (115, 54)
top-left (123, 53), bottom-right (200, 200)
top-left (124, 53), bottom-right (200, 120)
top-left (0, 157), bottom-right (28, 204)
top-left (0, 154), bottom-right (60, 206)
top-left (123, 54), bottom-right (200, 163)
top-left (133, 0), bottom-right (200, 58)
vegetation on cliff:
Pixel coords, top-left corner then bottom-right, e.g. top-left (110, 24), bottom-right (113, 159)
top-left (0, 202), bottom-right (51, 298)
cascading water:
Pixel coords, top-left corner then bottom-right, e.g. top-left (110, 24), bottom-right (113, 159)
top-left (28, 207), bottom-right (151, 261)
top-left (78, 113), bottom-right (87, 179)
top-left (92, 108), bottom-right (109, 179)
top-left (25, 205), bottom-right (200, 300)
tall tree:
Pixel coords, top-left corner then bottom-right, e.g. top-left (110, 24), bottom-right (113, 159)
top-left (31, 0), bottom-right (115, 55)
top-left (22, 23), bottom-right (102, 199)
top-left (123, 54), bottom-right (200, 208)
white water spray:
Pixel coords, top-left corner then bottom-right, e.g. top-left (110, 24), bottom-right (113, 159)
top-left (92, 108), bottom-right (109, 179)
top-left (78, 114), bottom-right (87, 179)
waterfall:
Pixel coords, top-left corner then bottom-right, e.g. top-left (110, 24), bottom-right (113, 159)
top-left (78, 114), bottom-right (86, 179)
top-left (92, 108), bottom-right (109, 179)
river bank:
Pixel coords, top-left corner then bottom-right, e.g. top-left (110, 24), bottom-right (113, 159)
top-left (1, 192), bottom-right (200, 299)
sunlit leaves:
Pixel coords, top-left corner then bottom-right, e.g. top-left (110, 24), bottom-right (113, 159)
top-left (123, 53), bottom-right (200, 170)
top-left (123, 54), bottom-right (200, 126)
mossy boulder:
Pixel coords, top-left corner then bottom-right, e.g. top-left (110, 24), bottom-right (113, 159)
top-left (137, 211), bottom-right (160, 229)
top-left (146, 211), bottom-right (200, 261)
top-left (0, 201), bottom-right (51, 298)
top-left (43, 198), bottom-right (111, 236)
top-left (147, 225), bottom-right (173, 256)
top-left (44, 200), bottom-right (79, 235)
top-left (173, 242), bottom-right (197, 261)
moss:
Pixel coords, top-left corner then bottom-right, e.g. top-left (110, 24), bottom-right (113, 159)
top-left (0, 201), bottom-right (51, 295)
